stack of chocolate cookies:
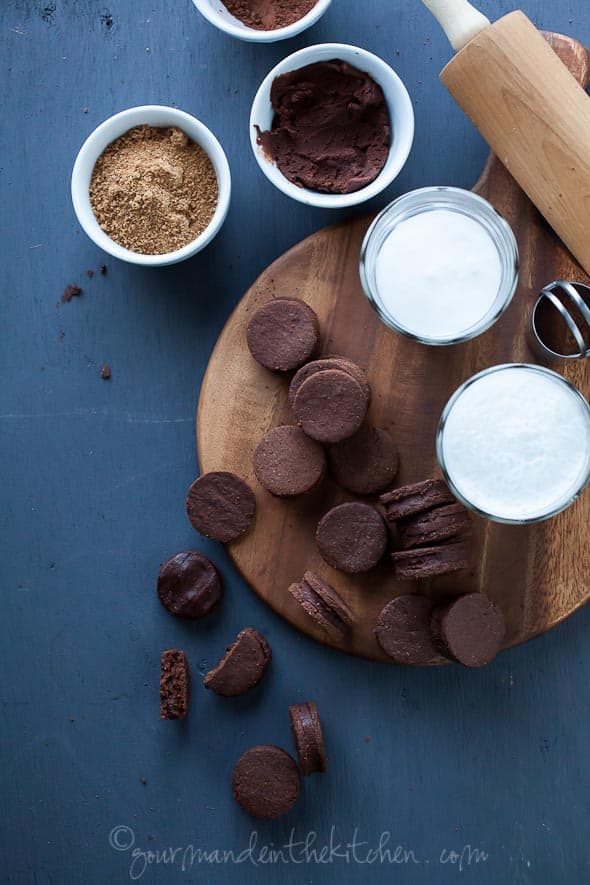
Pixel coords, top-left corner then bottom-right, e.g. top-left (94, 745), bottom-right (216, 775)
top-left (382, 479), bottom-right (472, 580)
top-left (289, 356), bottom-right (371, 444)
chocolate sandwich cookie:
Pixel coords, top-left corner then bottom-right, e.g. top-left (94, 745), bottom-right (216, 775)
top-left (288, 356), bottom-right (370, 407)
top-left (288, 571), bottom-right (355, 641)
top-left (253, 425), bottom-right (326, 497)
top-left (157, 552), bottom-right (223, 619)
top-left (293, 369), bottom-right (369, 444)
top-left (289, 702), bottom-right (327, 775)
top-left (232, 745), bottom-right (301, 819)
top-left (392, 541), bottom-right (471, 580)
top-left (374, 596), bottom-right (439, 665)
top-left (398, 503), bottom-right (471, 550)
top-left (380, 478), bottom-right (455, 521)
top-left (186, 471), bottom-right (256, 543)
top-left (316, 502), bottom-right (387, 573)
top-left (246, 298), bottom-right (319, 372)
top-left (329, 424), bottom-right (399, 495)
top-left (160, 649), bottom-right (190, 720)
top-left (431, 593), bottom-right (506, 667)
top-left (204, 627), bottom-right (271, 697)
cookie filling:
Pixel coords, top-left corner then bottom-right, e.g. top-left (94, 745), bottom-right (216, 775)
top-left (257, 60), bottom-right (391, 194)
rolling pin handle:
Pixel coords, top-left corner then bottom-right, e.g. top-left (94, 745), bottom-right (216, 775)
top-left (422, 0), bottom-right (491, 51)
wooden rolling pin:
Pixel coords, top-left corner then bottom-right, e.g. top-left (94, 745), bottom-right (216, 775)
top-left (422, 0), bottom-right (590, 276)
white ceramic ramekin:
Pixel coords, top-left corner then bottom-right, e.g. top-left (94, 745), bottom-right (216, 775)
top-left (71, 105), bottom-right (231, 267)
top-left (250, 43), bottom-right (415, 209)
top-left (192, 0), bottom-right (331, 43)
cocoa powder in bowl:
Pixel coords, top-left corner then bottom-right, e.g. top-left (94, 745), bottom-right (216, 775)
top-left (222, 0), bottom-right (318, 30)
top-left (89, 125), bottom-right (218, 255)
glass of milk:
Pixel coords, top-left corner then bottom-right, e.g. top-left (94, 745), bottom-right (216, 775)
top-left (437, 364), bottom-right (590, 524)
top-left (360, 187), bottom-right (519, 345)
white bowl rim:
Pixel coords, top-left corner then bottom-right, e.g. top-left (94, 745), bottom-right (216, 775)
top-left (71, 105), bottom-right (231, 267)
top-left (192, 0), bottom-right (332, 43)
top-left (249, 43), bottom-right (415, 209)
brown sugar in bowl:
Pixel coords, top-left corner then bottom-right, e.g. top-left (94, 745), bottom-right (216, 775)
top-left (72, 105), bottom-right (231, 266)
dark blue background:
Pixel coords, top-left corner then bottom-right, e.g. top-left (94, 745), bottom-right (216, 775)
top-left (2, 1), bottom-right (589, 882)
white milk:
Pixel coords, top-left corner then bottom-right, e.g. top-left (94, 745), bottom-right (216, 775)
top-left (439, 366), bottom-right (590, 522)
top-left (375, 208), bottom-right (502, 340)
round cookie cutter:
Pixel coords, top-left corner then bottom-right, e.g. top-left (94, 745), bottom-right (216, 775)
top-left (530, 280), bottom-right (590, 363)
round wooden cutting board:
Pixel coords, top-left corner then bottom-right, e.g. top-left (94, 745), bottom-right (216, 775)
top-left (198, 33), bottom-right (590, 663)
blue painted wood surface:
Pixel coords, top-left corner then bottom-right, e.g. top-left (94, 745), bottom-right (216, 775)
top-left (2, 1), bottom-right (590, 882)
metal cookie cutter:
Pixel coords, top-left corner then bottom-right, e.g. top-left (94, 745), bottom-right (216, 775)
top-left (530, 281), bottom-right (590, 363)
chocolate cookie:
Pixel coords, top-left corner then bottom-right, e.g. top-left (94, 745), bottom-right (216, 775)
top-left (392, 541), bottom-right (471, 580)
top-left (157, 552), bottom-right (223, 619)
top-left (316, 502), bottom-right (387, 573)
top-left (204, 627), bottom-right (271, 697)
top-left (289, 702), bottom-right (327, 775)
top-left (289, 356), bottom-right (371, 407)
top-left (380, 478), bottom-right (455, 521)
top-left (253, 425), bottom-right (326, 497)
top-left (374, 596), bottom-right (439, 665)
top-left (160, 649), bottom-right (190, 720)
top-left (431, 593), bottom-right (506, 667)
top-left (186, 472), bottom-right (255, 543)
top-left (288, 571), bottom-right (355, 641)
top-left (329, 424), bottom-right (399, 495)
top-left (232, 745), bottom-right (300, 819)
top-left (294, 369), bottom-right (369, 444)
top-left (398, 503), bottom-right (471, 550)
top-left (246, 298), bottom-right (319, 372)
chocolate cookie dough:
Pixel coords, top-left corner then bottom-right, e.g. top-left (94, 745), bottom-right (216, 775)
top-left (381, 479), bottom-right (455, 521)
top-left (253, 425), bottom-right (326, 497)
top-left (232, 745), bottom-right (300, 819)
top-left (186, 472), bottom-right (256, 543)
top-left (316, 502), bottom-right (387, 573)
top-left (157, 552), bottom-right (223, 619)
top-left (392, 541), bottom-right (471, 580)
top-left (288, 571), bottom-right (355, 641)
top-left (247, 298), bottom-right (319, 372)
top-left (374, 596), bottom-right (439, 665)
top-left (204, 628), bottom-right (271, 697)
top-left (398, 503), bottom-right (471, 550)
top-left (257, 60), bottom-right (391, 194)
top-left (289, 701), bottom-right (327, 775)
top-left (329, 424), bottom-right (399, 495)
top-left (160, 649), bottom-right (190, 720)
top-left (431, 593), bottom-right (506, 667)
top-left (293, 369), bottom-right (369, 444)
top-left (289, 356), bottom-right (370, 407)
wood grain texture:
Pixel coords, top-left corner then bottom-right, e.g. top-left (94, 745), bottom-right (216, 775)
top-left (198, 33), bottom-right (590, 664)
top-left (441, 11), bottom-right (590, 277)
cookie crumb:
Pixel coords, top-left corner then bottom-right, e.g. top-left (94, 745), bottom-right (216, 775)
top-left (87, 269), bottom-right (94, 278)
top-left (61, 285), bottom-right (82, 303)
top-left (100, 264), bottom-right (107, 275)
top-left (100, 364), bottom-right (112, 380)
top-left (140, 776), bottom-right (147, 785)
top-left (363, 736), bottom-right (371, 743)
